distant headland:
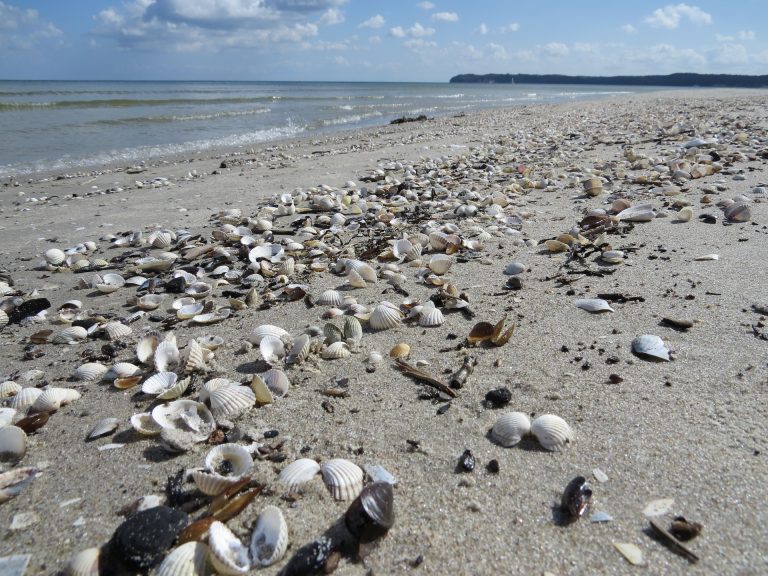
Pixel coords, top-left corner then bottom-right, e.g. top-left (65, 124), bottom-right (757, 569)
top-left (449, 72), bottom-right (768, 88)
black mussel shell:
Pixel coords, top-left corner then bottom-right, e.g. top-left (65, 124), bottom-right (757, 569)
top-left (561, 476), bottom-right (592, 519)
top-left (669, 516), bottom-right (703, 541)
top-left (8, 298), bottom-right (50, 324)
top-left (111, 505), bottom-right (189, 569)
top-left (164, 276), bottom-right (187, 293)
top-left (484, 387), bottom-right (512, 407)
top-left (344, 481), bottom-right (395, 543)
top-left (278, 535), bottom-right (337, 576)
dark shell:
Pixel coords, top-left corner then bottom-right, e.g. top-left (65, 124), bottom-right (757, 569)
top-left (111, 506), bottom-right (189, 569)
top-left (561, 476), bottom-right (592, 519)
top-left (484, 387), bottom-right (512, 407)
top-left (15, 412), bottom-right (49, 434)
top-left (8, 298), bottom-right (51, 324)
top-left (278, 535), bottom-right (336, 576)
top-left (669, 516), bottom-right (703, 541)
top-left (345, 481), bottom-right (395, 543)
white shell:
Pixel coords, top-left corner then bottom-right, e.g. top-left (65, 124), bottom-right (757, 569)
top-left (199, 378), bottom-right (236, 403)
top-left (141, 372), bottom-right (179, 396)
top-left (491, 412), bottom-right (531, 447)
top-left (137, 294), bottom-right (164, 310)
top-left (183, 339), bottom-right (209, 373)
top-left (0, 380), bottom-right (22, 399)
top-left (0, 426), bottom-right (27, 462)
top-left (151, 400), bottom-right (215, 441)
top-left (346, 268), bottom-right (367, 288)
top-left (286, 333), bottom-right (311, 365)
top-left (504, 261), bottom-right (526, 275)
top-left (105, 362), bottom-right (141, 380)
top-left (44, 248), bottom-right (66, 266)
top-left (428, 254), bottom-right (454, 275)
top-left (600, 250), bottom-right (624, 264)
top-left (156, 541), bottom-right (210, 576)
top-left (262, 369), bottom-right (290, 397)
top-left (30, 387), bottom-right (80, 413)
top-left (136, 333), bottom-right (159, 364)
top-left (64, 547), bottom-right (101, 576)
top-left (345, 260), bottom-right (377, 282)
top-left (177, 302), bottom-right (204, 320)
top-left (317, 289), bottom-right (343, 307)
top-left (155, 338), bottom-right (180, 372)
top-left (74, 362), bottom-right (108, 382)
top-left (343, 315), bottom-right (363, 342)
top-left (103, 321), bottom-right (132, 340)
top-left (369, 301), bottom-right (403, 330)
top-left (259, 335), bottom-right (285, 365)
top-left (0, 408), bottom-right (16, 428)
top-left (208, 520), bottom-right (251, 575)
top-left (321, 341), bottom-right (351, 360)
top-left (95, 273), bottom-right (125, 293)
top-left (530, 414), bottom-right (574, 451)
top-left (205, 443), bottom-right (254, 476)
top-left (87, 417), bottom-right (120, 441)
top-left (631, 334), bottom-right (670, 361)
top-left (130, 412), bottom-right (162, 436)
top-left (186, 282), bottom-right (212, 299)
top-left (208, 385), bottom-right (255, 420)
top-left (418, 301), bottom-right (444, 327)
top-left (676, 206), bottom-right (693, 222)
top-left (617, 203), bottom-right (656, 222)
top-left (198, 335), bottom-right (224, 351)
top-left (148, 230), bottom-right (175, 249)
top-left (192, 309), bottom-right (231, 325)
top-left (249, 324), bottom-right (290, 345)
top-left (52, 326), bottom-right (88, 344)
top-left (320, 458), bottom-right (364, 501)
top-left (250, 505), bottom-right (289, 567)
top-left (574, 298), bottom-right (614, 313)
top-left (278, 458), bottom-right (321, 491)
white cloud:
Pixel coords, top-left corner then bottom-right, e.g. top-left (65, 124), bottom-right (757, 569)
top-left (621, 24), bottom-right (636, 33)
top-left (476, 23), bottom-right (488, 35)
top-left (390, 26), bottom-right (406, 38)
top-left (712, 43), bottom-right (748, 64)
top-left (573, 42), bottom-right (597, 54)
top-left (0, 1), bottom-right (62, 49)
top-left (543, 42), bottom-right (569, 57)
top-left (645, 4), bottom-right (712, 29)
top-left (404, 38), bottom-right (437, 50)
top-left (487, 43), bottom-right (508, 61)
top-left (432, 12), bottom-right (458, 22)
top-left (719, 30), bottom-right (755, 42)
top-left (500, 22), bottom-right (520, 33)
top-left (360, 14), bottom-right (385, 29)
top-left (739, 30), bottom-right (756, 40)
top-left (320, 8), bottom-right (344, 25)
top-left (625, 42), bottom-right (707, 67)
top-left (390, 22), bottom-right (435, 38)
top-left (417, 1), bottom-right (435, 9)
top-left (368, 35), bottom-right (382, 45)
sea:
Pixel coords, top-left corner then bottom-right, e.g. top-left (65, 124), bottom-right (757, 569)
top-left (0, 80), bottom-right (660, 178)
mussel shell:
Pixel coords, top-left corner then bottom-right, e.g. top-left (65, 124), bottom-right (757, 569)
top-left (561, 475), bottom-right (592, 519)
top-left (111, 506), bottom-right (189, 570)
top-left (344, 481), bottom-right (395, 543)
top-left (279, 536), bottom-right (337, 576)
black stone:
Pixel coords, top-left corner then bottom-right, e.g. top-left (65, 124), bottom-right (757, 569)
top-left (164, 276), bottom-right (187, 293)
top-left (112, 506), bottom-right (189, 569)
top-left (486, 459), bottom-right (500, 474)
top-left (458, 449), bottom-right (475, 472)
top-left (484, 387), bottom-right (512, 407)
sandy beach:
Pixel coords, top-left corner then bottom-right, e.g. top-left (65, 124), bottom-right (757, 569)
top-left (0, 89), bottom-right (767, 576)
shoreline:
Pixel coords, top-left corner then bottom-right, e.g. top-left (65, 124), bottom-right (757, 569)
top-left (0, 88), bottom-right (766, 575)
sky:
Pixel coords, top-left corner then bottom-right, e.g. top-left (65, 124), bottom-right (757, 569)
top-left (1, 0), bottom-right (767, 81)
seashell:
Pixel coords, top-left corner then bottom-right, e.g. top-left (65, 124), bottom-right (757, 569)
top-left (64, 547), bottom-right (101, 576)
top-left (544, 239), bottom-right (569, 253)
top-left (106, 362), bottom-right (141, 380)
top-left (723, 202), bottom-right (750, 223)
top-left (137, 294), bottom-right (164, 311)
top-left (87, 417), bottom-right (120, 441)
top-left (418, 301), bottom-right (444, 327)
top-left (344, 481), bottom-right (395, 543)
top-left (262, 369), bottom-right (290, 397)
top-left (208, 385), bottom-right (255, 420)
top-left (631, 334), bottom-right (670, 361)
top-left (582, 177), bottom-right (603, 197)
top-left (259, 335), bottom-right (285, 365)
top-left (389, 342), bottom-right (410, 359)
top-left (156, 542), bottom-right (209, 576)
top-left (321, 458), bottom-right (364, 501)
top-left (346, 268), bottom-right (367, 288)
top-left (0, 408), bottom-right (16, 428)
top-left (323, 323), bottom-right (344, 345)
top-left (9, 387), bottom-right (42, 412)
top-left (0, 380), bottom-right (22, 399)
top-left (155, 338), bottom-right (180, 372)
top-left (151, 400), bottom-right (215, 441)
top-left (182, 339), bottom-right (209, 374)
top-left (52, 325), bottom-right (88, 344)
top-left (250, 505), bottom-right (289, 567)
top-left (617, 203), bottom-right (656, 222)
top-left (198, 335), bottom-right (224, 351)
top-left (574, 298), bottom-right (614, 313)
top-left (136, 256), bottom-right (175, 272)
top-left (30, 387), bottom-right (81, 413)
top-left (131, 412), bottom-right (162, 436)
top-left (114, 375), bottom-right (143, 390)
top-left (44, 248), bottom-right (66, 266)
top-left (194, 309), bottom-right (232, 326)
top-left (321, 341), bottom-right (351, 360)
top-left (278, 458), bottom-right (321, 491)
top-left (613, 542), bottom-right (645, 566)
top-left (676, 206), bottom-right (693, 222)
top-left (317, 289), bottom-right (344, 307)
top-left (428, 254), bottom-right (454, 275)
top-left (142, 372), bottom-right (179, 396)
top-left (177, 302), bottom-right (204, 320)
top-left (0, 426), bottom-right (27, 462)
top-left (191, 444), bottom-right (254, 495)
top-left (504, 261), bottom-right (526, 275)
top-left (343, 315), bottom-right (363, 342)
top-left (250, 375), bottom-right (273, 405)
top-left (103, 321), bottom-right (132, 340)
top-left (369, 301), bottom-right (403, 330)
top-left (249, 324), bottom-right (290, 345)
top-left (186, 282), bottom-right (212, 299)
top-left (286, 333), bottom-right (311, 365)
top-left (530, 414), bottom-right (574, 451)
top-left (199, 378), bottom-right (235, 404)
top-left (491, 412), bottom-right (531, 447)
top-left (345, 260), bottom-right (377, 283)
top-left (208, 520), bottom-right (251, 575)
top-left (136, 333), bottom-right (159, 364)
top-left (0, 466), bottom-right (38, 504)
top-left (600, 250), bottom-right (624, 264)
top-left (148, 230), bottom-right (174, 249)
top-left (172, 297), bottom-right (197, 311)
top-left (95, 273), bottom-right (126, 294)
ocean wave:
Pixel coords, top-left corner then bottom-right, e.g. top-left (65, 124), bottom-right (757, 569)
top-left (320, 111), bottom-right (383, 126)
top-left (91, 107), bottom-right (272, 126)
top-left (0, 96), bottom-right (282, 111)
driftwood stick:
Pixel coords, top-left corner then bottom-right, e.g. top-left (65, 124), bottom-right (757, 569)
top-left (394, 359), bottom-right (457, 398)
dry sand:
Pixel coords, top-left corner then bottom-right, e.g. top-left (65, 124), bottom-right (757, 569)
top-left (0, 89), bottom-right (767, 576)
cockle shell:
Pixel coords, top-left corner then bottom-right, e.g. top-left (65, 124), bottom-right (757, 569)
top-left (249, 324), bottom-right (290, 345)
top-left (156, 542), bottom-right (210, 576)
top-left (0, 425), bottom-right (27, 462)
top-left (369, 301), bottom-right (403, 330)
top-left (428, 254), bottom-right (454, 275)
top-left (52, 326), bottom-right (88, 344)
top-left (491, 412), bottom-right (531, 447)
top-left (320, 458), bottom-right (364, 501)
top-left (259, 335), bottom-right (285, 365)
top-left (106, 362), bottom-right (141, 380)
top-left (0, 380), bottom-right (22, 399)
top-left (0, 408), bottom-right (16, 429)
top-left (72, 362), bottom-right (107, 383)
top-left (530, 414), bottom-right (574, 451)
top-left (182, 339), bottom-right (209, 373)
top-left (250, 375), bottom-right (273, 405)
top-left (208, 521), bottom-right (250, 576)
top-left (317, 290), bottom-right (343, 307)
top-left (574, 298), bottom-right (614, 313)
top-left (343, 315), bottom-right (363, 342)
top-left (262, 369), bottom-right (290, 397)
top-left (30, 387), bottom-right (80, 413)
top-left (418, 301), bottom-right (444, 327)
top-left (95, 273), bottom-right (126, 294)
top-left (152, 400), bottom-right (215, 441)
top-left (631, 334), bottom-right (670, 361)
top-left (192, 309), bottom-right (231, 325)
top-left (103, 321), bottom-right (132, 340)
top-left (148, 230), bottom-right (175, 249)
top-left (87, 417), bottom-right (120, 441)
top-left (8, 387), bottom-right (42, 412)
top-left (321, 341), bottom-right (351, 360)
top-left (208, 385), bottom-right (255, 420)
top-left (344, 260), bottom-right (377, 283)
top-left (142, 372), bottom-right (185, 399)
top-left (346, 268), bottom-right (367, 288)
top-left (286, 333), bottom-right (311, 365)
top-left (192, 443), bottom-right (254, 496)
top-left (323, 323), bottom-right (344, 345)
top-left (64, 547), bottom-right (101, 576)
top-left (278, 458), bottom-right (321, 491)
top-left (130, 412), bottom-right (162, 436)
top-left (250, 506), bottom-right (289, 567)
top-left (155, 338), bottom-right (180, 372)
top-left (44, 248), bottom-right (66, 266)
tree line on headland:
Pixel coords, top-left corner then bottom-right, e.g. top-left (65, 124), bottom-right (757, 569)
top-left (449, 73), bottom-right (768, 88)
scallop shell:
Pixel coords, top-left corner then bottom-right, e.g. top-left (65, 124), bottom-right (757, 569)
top-left (0, 380), bottom-right (22, 399)
top-left (574, 298), bottom-right (614, 313)
top-left (491, 412), bottom-right (531, 447)
top-left (155, 338), bottom-right (180, 372)
top-left (368, 301), bottom-right (403, 330)
top-left (86, 417), bottom-right (120, 441)
top-left (52, 326), bottom-right (88, 344)
top-left (30, 387), bottom-right (81, 413)
top-left (208, 520), bottom-right (251, 576)
top-left (249, 324), bottom-right (290, 345)
top-left (530, 414), bottom-right (574, 451)
top-left (250, 505), bottom-right (289, 567)
top-left (103, 321), bottom-right (132, 340)
top-left (156, 542), bottom-right (210, 576)
top-left (105, 362), bottom-right (141, 380)
top-left (320, 458), bottom-right (364, 501)
top-left (418, 302), bottom-right (444, 327)
top-left (631, 334), bottom-right (670, 361)
top-left (137, 294), bottom-right (164, 311)
top-left (136, 333), bottom-right (159, 365)
top-left (321, 341), bottom-right (351, 360)
top-left (278, 458), bottom-right (321, 491)
top-left (317, 290), bottom-right (343, 307)
top-left (262, 369), bottom-right (290, 397)
top-left (208, 385), bottom-right (255, 420)
top-left (428, 254), bottom-right (454, 275)
top-left (0, 425), bottom-right (27, 462)
top-left (64, 547), bottom-right (101, 576)
top-left (44, 248), bottom-right (66, 266)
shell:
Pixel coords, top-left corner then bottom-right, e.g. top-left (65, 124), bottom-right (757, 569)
top-left (0, 466), bottom-right (38, 504)
top-left (504, 262), bottom-right (526, 275)
top-left (198, 335), bottom-right (224, 351)
top-left (321, 341), bottom-right (351, 360)
top-left (286, 333), bottom-right (311, 365)
top-left (0, 408), bottom-right (16, 428)
top-left (151, 400), bottom-right (215, 441)
top-left (368, 301), bottom-right (403, 330)
top-left (491, 412), bottom-right (531, 447)
top-left (52, 326), bottom-right (88, 344)
top-left (278, 458), bottom-right (321, 491)
top-left (418, 302), bottom-right (444, 327)
top-left (250, 375), bottom-right (273, 405)
top-left (323, 323), bottom-right (344, 345)
top-left (142, 372), bottom-right (181, 397)
top-left (530, 414), bottom-right (574, 451)
top-left (103, 321), bottom-right (132, 340)
top-left (186, 282), bottom-right (212, 299)
top-left (320, 458), bottom-right (364, 501)
top-left (183, 339), bottom-right (209, 373)
top-left (137, 294), bottom-right (164, 311)
top-left (64, 547), bottom-right (101, 576)
top-left (199, 378), bottom-right (236, 403)
top-left (87, 417), bottom-right (120, 441)
top-left (724, 202), bottom-right (750, 223)
top-left (148, 230), bottom-right (175, 249)
top-left (177, 302), bottom-right (204, 320)
top-left (676, 206), bottom-right (693, 222)
top-left (317, 290), bottom-right (343, 307)
top-left (345, 260), bottom-right (377, 282)
top-left (208, 520), bottom-right (251, 576)
top-left (0, 380), bottom-right (22, 399)
top-left (343, 315), bottom-right (363, 342)
top-left (544, 239), bottom-right (569, 253)
top-left (631, 334), bottom-right (671, 361)
top-left (136, 334), bottom-right (159, 365)
top-left (574, 298), bottom-right (614, 313)
top-left (259, 335), bottom-right (285, 365)
top-left (344, 481), bottom-right (395, 542)
top-left (74, 363), bottom-right (108, 382)
top-left (346, 268), bottom-right (367, 288)
top-left (205, 443), bottom-right (254, 476)
top-left (250, 506), bottom-right (289, 567)
top-left (95, 273), bottom-right (126, 293)
top-left (0, 425), bottom-right (27, 462)
top-left (30, 387), bottom-right (81, 413)
top-left (156, 542), bottom-right (210, 576)
top-left (249, 324), bottom-right (290, 345)
top-left (600, 250), bottom-right (624, 264)
top-left (617, 203), bottom-right (656, 222)
top-left (44, 248), bottom-right (66, 266)
top-left (262, 369), bottom-right (290, 397)
top-left (428, 254), bottom-right (454, 275)
top-left (389, 342), bottom-right (410, 359)
top-left (130, 412), bottom-right (162, 436)
top-left (208, 385), bottom-right (255, 420)
top-left (155, 338), bottom-right (180, 372)
top-left (106, 362), bottom-right (141, 380)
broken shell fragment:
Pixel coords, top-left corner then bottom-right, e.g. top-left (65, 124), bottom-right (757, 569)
top-left (574, 298), bottom-right (614, 313)
top-left (491, 412), bottom-right (531, 447)
top-left (0, 467), bottom-right (37, 503)
top-left (631, 334), bottom-right (671, 361)
top-left (64, 547), bottom-right (102, 576)
top-left (530, 414), bottom-right (573, 451)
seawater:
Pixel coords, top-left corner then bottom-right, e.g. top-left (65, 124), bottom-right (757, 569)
top-left (0, 80), bottom-right (656, 178)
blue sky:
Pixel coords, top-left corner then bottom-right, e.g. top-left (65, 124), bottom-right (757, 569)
top-left (1, 1), bottom-right (766, 81)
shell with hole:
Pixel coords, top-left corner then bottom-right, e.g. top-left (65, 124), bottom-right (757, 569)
top-left (250, 505), bottom-right (289, 567)
top-left (190, 443), bottom-right (254, 496)
top-left (491, 412), bottom-right (531, 447)
top-left (320, 458), bottom-right (364, 501)
top-left (530, 414), bottom-right (574, 451)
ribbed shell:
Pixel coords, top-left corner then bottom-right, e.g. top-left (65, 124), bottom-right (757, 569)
top-left (249, 324), bottom-right (290, 345)
top-left (345, 260), bottom-right (377, 283)
top-left (320, 458), bottom-right (364, 501)
top-left (0, 408), bottom-right (16, 428)
top-left (74, 363), bottom-right (108, 382)
top-left (286, 334), bottom-right (311, 365)
top-left (135, 334), bottom-right (159, 365)
top-left (155, 542), bottom-right (210, 576)
top-left (155, 339), bottom-right (180, 372)
top-left (321, 341), bottom-right (351, 360)
top-left (278, 458), bottom-right (321, 491)
top-left (64, 547), bottom-right (101, 576)
top-left (189, 468), bottom-right (244, 497)
top-left (428, 254), bottom-right (454, 275)
top-left (0, 425), bottom-right (27, 462)
top-left (317, 290), bottom-right (343, 307)
top-left (262, 369), bottom-right (290, 397)
top-left (9, 387), bottom-right (42, 411)
top-left (205, 443), bottom-right (254, 476)
top-left (103, 321), bottom-right (132, 340)
top-left (208, 521), bottom-right (250, 576)
top-left (30, 387), bottom-right (81, 413)
top-left (418, 302), bottom-right (444, 327)
top-left (141, 371), bottom-right (179, 396)
top-left (346, 268), bottom-right (367, 288)
top-left (44, 248), bottom-right (66, 266)
top-left (0, 380), bottom-right (22, 399)
top-left (52, 326), bottom-right (88, 344)
top-left (149, 230), bottom-right (174, 249)
top-left (491, 412), bottom-right (531, 447)
top-left (250, 506), bottom-right (289, 567)
top-left (250, 375), bottom-right (273, 405)
top-left (183, 339), bottom-right (208, 373)
top-left (87, 417), bottom-right (119, 441)
top-left (368, 301), bottom-right (403, 330)
top-left (106, 362), bottom-right (141, 380)
top-left (259, 335), bottom-right (285, 365)
top-left (208, 385), bottom-right (255, 420)
top-left (530, 414), bottom-right (574, 451)
top-left (343, 316), bottom-right (363, 342)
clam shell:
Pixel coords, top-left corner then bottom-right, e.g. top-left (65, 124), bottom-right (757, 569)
top-left (0, 380), bottom-right (22, 399)
top-left (208, 520), bottom-right (251, 575)
top-left (155, 338), bottom-right (180, 372)
top-left (344, 481), bottom-right (395, 542)
top-left (208, 385), bottom-right (255, 420)
top-left (156, 542), bottom-right (209, 576)
top-left (131, 412), bottom-right (163, 436)
top-left (0, 408), bottom-right (16, 428)
top-left (186, 282), bottom-right (212, 299)
top-left (491, 412), bottom-right (531, 447)
top-left (278, 458), bottom-right (321, 491)
top-left (617, 203), bottom-right (656, 222)
top-left (320, 458), bottom-right (364, 501)
top-left (0, 425), bottom-right (27, 462)
top-left (631, 334), bottom-right (670, 361)
top-left (544, 239), bottom-right (569, 253)
top-left (137, 294), bottom-right (164, 311)
top-left (177, 302), bottom-right (204, 320)
top-left (574, 298), bottom-right (614, 313)
top-left (321, 341), bottom-right (351, 360)
top-left (530, 414), bottom-right (574, 451)
top-left (317, 290), bottom-right (343, 307)
top-left (249, 324), bottom-right (290, 345)
top-left (250, 505), bottom-right (289, 567)
top-left (103, 321), bottom-right (132, 340)
top-left (74, 362), bottom-right (108, 382)
top-left (87, 417), bottom-right (120, 441)
top-left (192, 309), bottom-right (230, 325)
top-left (369, 301), bottom-right (402, 330)
top-left (44, 248), bottom-right (66, 266)
top-left (52, 326), bottom-right (88, 344)
top-left (262, 369), bottom-right (290, 397)
top-left (724, 202), bottom-right (750, 223)
top-left (428, 254), bottom-right (454, 275)
top-left (64, 547), bottom-right (101, 576)
top-left (600, 250), bottom-right (624, 264)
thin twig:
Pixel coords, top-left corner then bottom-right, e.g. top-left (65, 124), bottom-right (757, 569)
top-left (394, 359), bottom-right (457, 398)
